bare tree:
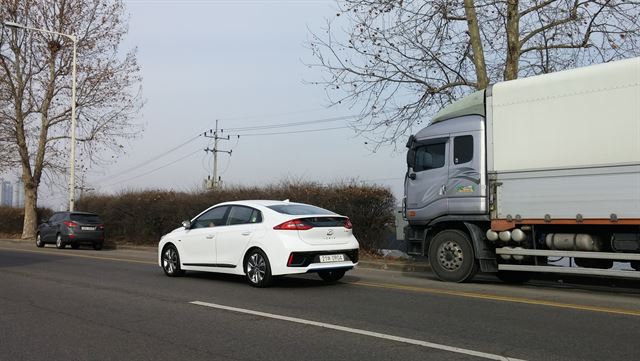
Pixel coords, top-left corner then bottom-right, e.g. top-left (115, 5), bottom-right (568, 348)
top-left (308, 0), bottom-right (640, 146)
top-left (0, 0), bottom-right (143, 239)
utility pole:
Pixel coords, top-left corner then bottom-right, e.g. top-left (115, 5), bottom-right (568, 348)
top-left (203, 119), bottom-right (232, 190)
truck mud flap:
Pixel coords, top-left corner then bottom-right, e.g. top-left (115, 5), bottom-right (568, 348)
top-left (464, 222), bottom-right (497, 272)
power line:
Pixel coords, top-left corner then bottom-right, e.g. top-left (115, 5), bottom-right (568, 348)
top-left (236, 126), bottom-right (351, 137)
top-left (223, 114), bottom-right (361, 132)
top-left (100, 148), bottom-right (203, 188)
top-left (95, 134), bottom-right (202, 183)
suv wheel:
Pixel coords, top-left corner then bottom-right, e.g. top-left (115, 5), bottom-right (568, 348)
top-left (36, 233), bottom-right (45, 248)
top-left (55, 234), bottom-right (65, 249)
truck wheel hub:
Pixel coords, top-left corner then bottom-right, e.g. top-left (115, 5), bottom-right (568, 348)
top-left (438, 241), bottom-right (463, 271)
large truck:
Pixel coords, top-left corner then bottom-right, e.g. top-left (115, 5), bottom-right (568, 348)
top-left (403, 57), bottom-right (640, 283)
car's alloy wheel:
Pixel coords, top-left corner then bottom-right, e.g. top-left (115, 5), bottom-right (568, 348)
top-left (162, 245), bottom-right (184, 277)
top-left (35, 234), bottom-right (44, 248)
top-left (55, 234), bottom-right (65, 249)
top-left (318, 269), bottom-right (346, 283)
top-left (245, 249), bottom-right (272, 288)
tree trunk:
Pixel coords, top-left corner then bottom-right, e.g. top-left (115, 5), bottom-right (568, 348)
top-left (463, 0), bottom-right (489, 89)
top-left (504, 0), bottom-right (520, 80)
top-left (21, 180), bottom-right (38, 240)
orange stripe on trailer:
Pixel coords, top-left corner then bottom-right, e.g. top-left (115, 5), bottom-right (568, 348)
top-left (491, 219), bottom-right (640, 231)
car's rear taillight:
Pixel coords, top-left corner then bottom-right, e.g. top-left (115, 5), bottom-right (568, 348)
top-left (63, 221), bottom-right (78, 227)
top-left (273, 219), bottom-right (313, 231)
top-left (343, 218), bottom-right (353, 229)
top-left (97, 224), bottom-right (105, 230)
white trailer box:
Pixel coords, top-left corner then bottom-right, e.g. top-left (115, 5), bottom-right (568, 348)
top-left (487, 58), bottom-right (640, 221)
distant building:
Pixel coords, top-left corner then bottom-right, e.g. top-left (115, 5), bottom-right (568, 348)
top-left (0, 179), bottom-right (13, 207)
top-left (13, 180), bottom-right (24, 208)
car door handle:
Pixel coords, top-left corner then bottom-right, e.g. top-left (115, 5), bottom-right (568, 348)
top-left (439, 184), bottom-right (446, 195)
top-left (206, 235), bottom-right (215, 239)
top-left (241, 232), bottom-right (251, 236)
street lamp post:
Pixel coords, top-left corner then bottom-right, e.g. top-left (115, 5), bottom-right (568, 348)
top-left (3, 21), bottom-right (78, 211)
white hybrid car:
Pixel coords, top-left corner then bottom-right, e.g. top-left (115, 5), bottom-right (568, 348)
top-left (158, 200), bottom-right (359, 287)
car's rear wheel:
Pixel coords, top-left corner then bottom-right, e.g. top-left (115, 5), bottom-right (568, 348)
top-left (162, 245), bottom-right (185, 277)
top-left (55, 234), bottom-right (65, 249)
top-left (318, 269), bottom-right (346, 283)
top-left (93, 243), bottom-right (103, 250)
top-left (245, 249), bottom-right (272, 288)
top-left (35, 233), bottom-right (44, 248)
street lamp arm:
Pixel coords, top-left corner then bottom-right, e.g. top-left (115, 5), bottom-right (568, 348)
top-left (2, 21), bottom-right (76, 42)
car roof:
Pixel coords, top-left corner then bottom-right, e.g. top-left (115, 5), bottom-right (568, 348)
top-left (217, 200), bottom-right (305, 207)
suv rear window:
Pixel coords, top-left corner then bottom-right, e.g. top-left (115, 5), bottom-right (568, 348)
top-left (70, 214), bottom-right (102, 224)
top-left (267, 204), bottom-right (335, 215)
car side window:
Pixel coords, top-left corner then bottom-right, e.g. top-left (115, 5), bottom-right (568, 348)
top-left (49, 213), bottom-right (61, 224)
top-left (227, 206), bottom-right (262, 226)
top-left (193, 206), bottom-right (230, 229)
top-left (414, 143), bottom-right (446, 172)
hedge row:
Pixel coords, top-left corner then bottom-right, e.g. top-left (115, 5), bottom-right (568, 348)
top-left (0, 206), bottom-right (52, 238)
top-left (76, 182), bottom-right (396, 250)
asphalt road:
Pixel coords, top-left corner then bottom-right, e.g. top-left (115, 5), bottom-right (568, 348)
top-left (1, 242), bottom-right (639, 361)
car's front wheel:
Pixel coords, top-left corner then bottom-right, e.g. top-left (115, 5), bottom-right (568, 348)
top-left (245, 249), bottom-right (272, 288)
top-left (318, 269), bottom-right (346, 283)
top-left (35, 233), bottom-right (44, 248)
top-left (55, 234), bottom-right (65, 249)
top-left (161, 245), bottom-right (185, 277)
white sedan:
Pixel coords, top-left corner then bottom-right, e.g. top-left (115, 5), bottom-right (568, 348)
top-left (158, 200), bottom-right (359, 287)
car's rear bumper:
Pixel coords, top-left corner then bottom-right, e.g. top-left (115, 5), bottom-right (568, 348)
top-left (63, 233), bottom-right (104, 244)
top-left (274, 248), bottom-right (359, 275)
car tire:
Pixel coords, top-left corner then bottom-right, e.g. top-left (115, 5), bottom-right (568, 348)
top-left (93, 243), bottom-right (103, 251)
top-left (161, 245), bottom-right (185, 277)
top-left (36, 233), bottom-right (45, 248)
top-left (318, 269), bottom-right (346, 283)
top-left (428, 229), bottom-right (478, 283)
top-left (55, 234), bottom-right (65, 249)
top-left (71, 243), bottom-right (80, 250)
top-left (244, 249), bottom-right (272, 288)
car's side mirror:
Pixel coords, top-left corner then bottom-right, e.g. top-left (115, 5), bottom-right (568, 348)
top-left (182, 220), bottom-right (191, 229)
top-left (41, 218), bottom-right (48, 224)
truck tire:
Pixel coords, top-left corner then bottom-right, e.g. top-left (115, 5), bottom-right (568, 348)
top-left (428, 229), bottom-right (478, 283)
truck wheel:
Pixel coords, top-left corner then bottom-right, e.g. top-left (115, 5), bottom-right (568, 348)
top-left (428, 230), bottom-right (478, 283)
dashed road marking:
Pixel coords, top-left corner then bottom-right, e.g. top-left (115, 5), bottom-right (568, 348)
top-left (190, 300), bottom-right (526, 361)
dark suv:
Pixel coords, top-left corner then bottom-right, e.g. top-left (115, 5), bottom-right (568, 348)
top-left (36, 211), bottom-right (105, 250)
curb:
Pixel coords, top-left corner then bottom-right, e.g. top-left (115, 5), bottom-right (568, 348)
top-left (358, 258), bottom-right (431, 273)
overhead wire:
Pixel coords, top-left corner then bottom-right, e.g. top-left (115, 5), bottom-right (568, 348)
top-left (101, 148), bottom-right (203, 189)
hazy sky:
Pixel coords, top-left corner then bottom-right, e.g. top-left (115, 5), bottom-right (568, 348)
top-left (39, 0), bottom-right (412, 210)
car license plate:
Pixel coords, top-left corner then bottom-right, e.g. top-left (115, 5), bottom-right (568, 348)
top-left (81, 226), bottom-right (95, 231)
top-left (319, 254), bottom-right (345, 263)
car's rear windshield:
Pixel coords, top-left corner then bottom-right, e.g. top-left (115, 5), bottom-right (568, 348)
top-left (267, 204), bottom-right (336, 216)
top-left (70, 214), bottom-right (102, 224)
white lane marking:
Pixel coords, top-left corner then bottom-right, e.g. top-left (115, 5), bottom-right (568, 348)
top-left (190, 301), bottom-right (526, 361)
